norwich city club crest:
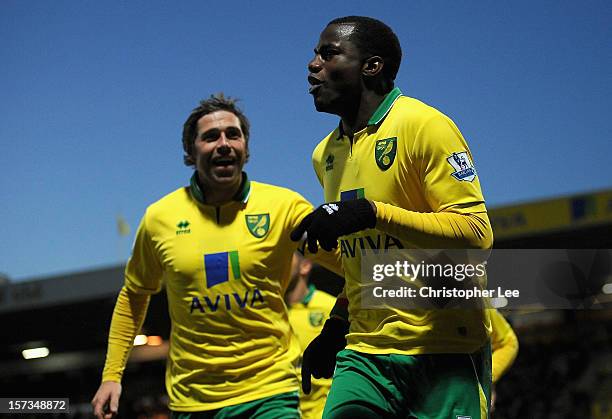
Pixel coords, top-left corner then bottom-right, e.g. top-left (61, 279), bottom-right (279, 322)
top-left (245, 214), bottom-right (270, 238)
top-left (375, 137), bottom-right (397, 171)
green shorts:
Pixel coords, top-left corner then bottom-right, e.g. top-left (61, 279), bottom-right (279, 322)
top-left (323, 346), bottom-right (491, 419)
top-left (171, 391), bottom-right (299, 419)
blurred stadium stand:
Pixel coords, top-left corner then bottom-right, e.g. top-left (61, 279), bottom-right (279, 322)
top-left (0, 189), bottom-right (611, 418)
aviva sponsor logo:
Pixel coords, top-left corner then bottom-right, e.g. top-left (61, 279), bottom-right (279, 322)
top-left (204, 251), bottom-right (241, 288)
top-left (340, 233), bottom-right (404, 258)
top-left (190, 288), bottom-right (264, 313)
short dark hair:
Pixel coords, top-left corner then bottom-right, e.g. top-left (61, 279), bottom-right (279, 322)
top-left (328, 16), bottom-right (402, 83)
top-left (181, 93), bottom-right (250, 167)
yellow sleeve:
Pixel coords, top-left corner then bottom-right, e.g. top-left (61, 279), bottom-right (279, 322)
top-left (490, 310), bottom-right (519, 382)
top-left (301, 242), bottom-right (344, 278)
top-left (103, 210), bottom-right (161, 382)
top-left (374, 113), bottom-right (492, 249)
top-left (374, 202), bottom-right (493, 249)
top-left (101, 286), bottom-right (151, 382)
top-left (124, 211), bottom-right (163, 294)
top-left (412, 114), bottom-right (487, 213)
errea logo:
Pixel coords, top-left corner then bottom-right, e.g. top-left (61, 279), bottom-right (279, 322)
top-left (325, 154), bottom-right (335, 171)
top-left (176, 220), bottom-right (191, 235)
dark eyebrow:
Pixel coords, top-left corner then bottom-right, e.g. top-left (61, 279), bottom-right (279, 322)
top-left (225, 126), bottom-right (242, 134)
top-left (199, 125), bottom-right (242, 139)
top-left (199, 128), bottom-right (220, 138)
top-left (315, 44), bottom-right (334, 55)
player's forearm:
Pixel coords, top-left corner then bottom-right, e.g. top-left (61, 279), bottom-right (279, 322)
top-left (329, 287), bottom-right (349, 322)
top-left (492, 334), bottom-right (519, 382)
top-left (102, 286), bottom-right (151, 382)
top-left (301, 243), bottom-right (344, 277)
top-left (373, 201), bottom-right (493, 249)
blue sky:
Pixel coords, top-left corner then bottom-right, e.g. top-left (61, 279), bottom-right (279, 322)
top-left (1, 1), bottom-right (610, 281)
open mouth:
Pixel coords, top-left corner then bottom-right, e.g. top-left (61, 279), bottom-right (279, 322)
top-left (308, 75), bottom-right (323, 94)
top-left (212, 157), bottom-right (237, 168)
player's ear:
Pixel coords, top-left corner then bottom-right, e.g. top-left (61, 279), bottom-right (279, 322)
top-left (362, 56), bottom-right (384, 77)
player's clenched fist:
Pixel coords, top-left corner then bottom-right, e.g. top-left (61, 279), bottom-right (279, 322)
top-left (91, 381), bottom-right (122, 419)
top-left (301, 317), bottom-right (349, 394)
top-left (290, 199), bottom-right (376, 253)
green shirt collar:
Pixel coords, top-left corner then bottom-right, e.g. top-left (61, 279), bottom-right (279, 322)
top-left (367, 87), bottom-right (403, 125)
top-left (301, 284), bottom-right (316, 305)
top-left (334, 87), bottom-right (403, 139)
top-left (189, 171), bottom-right (251, 205)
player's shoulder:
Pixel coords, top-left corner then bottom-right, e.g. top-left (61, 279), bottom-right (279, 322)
top-left (310, 289), bottom-right (337, 309)
top-left (489, 309), bottom-right (510, 329)
top-left (383, 95), bottom-right (463, 145)
top-left (144, 186), bottom-right (192, 219)
top-left (312, 127), bottom-right (340, 162)
top-left (250, 180), bottom-right (308, 205)
top-left (391, 95), bottom-right (449, 124)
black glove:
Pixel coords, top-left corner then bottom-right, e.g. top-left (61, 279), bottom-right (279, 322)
top-left (301, 317), bottom-right (349, 394)
top-left (290, 199), bottom-right (376, 253)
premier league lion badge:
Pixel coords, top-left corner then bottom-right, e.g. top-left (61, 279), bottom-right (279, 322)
top-left (447, 151), bottom-right (477, 182)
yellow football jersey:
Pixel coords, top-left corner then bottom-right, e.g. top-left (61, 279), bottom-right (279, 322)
top-left (312, 88), bottom-right (492, 356)
top-left (288, 286), bottom-right (335, 419)
top-left (121, 174), bottom-right (338, 411)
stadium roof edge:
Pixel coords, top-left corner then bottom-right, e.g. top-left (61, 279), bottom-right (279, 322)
top-left (0, 265), bottom-right (125, 313)
top-left (489, 188), bottom-right (612, 240)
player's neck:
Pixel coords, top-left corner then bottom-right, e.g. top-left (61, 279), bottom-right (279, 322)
top-left (201, 176), bottom-right (243, 206)
top-left (340, 90), bottom-right (387, 137)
